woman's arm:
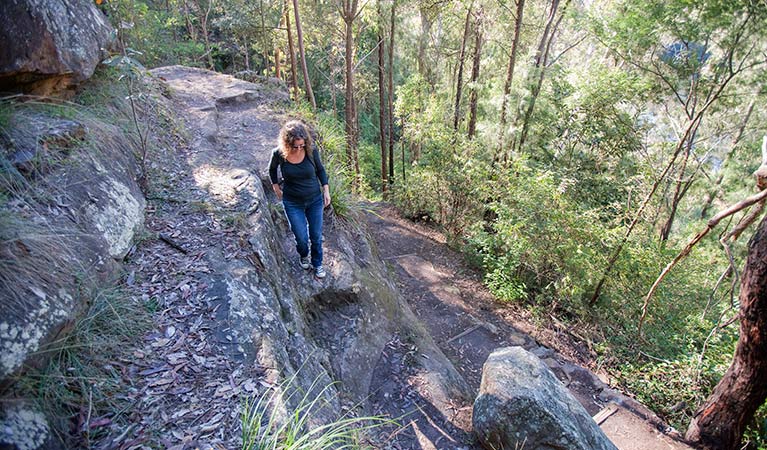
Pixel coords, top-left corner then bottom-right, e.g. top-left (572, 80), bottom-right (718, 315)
top-left (268, 149), bottom-right (283, 200)
top-left (322, 184), bottom-right (331, 207)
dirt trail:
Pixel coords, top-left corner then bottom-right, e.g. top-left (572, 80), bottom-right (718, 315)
top-left (364, 205), bottom-right (696, 450)
top-left (365, 205), bottom-right (608, 413)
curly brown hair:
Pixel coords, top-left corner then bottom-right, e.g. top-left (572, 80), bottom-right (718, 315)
top-left (278, 120), bottom-right (313, 159)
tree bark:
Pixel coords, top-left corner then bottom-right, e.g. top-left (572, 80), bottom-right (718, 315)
top-left (292, 0), bottom-right (316, 108)
top-left (244, 37), bottom-right (251, 71)
top-left (417, 3), bottom-right (434, 88)
top-left (198, 0), bottom-right (215, 70)
top-left (685, 213), bottom-right (767, 450)
top-left (182, 0), bottom-right (198, 42)
top-left (342, 0), bottom-right (361, 182)
top-left (453, 1), bottom-right (473, 131)
top-left (467, 9), bottom-right (483, 140)
top-left (285, 3), bottom-right (299, 102)
top-left (498, 0), bottom-right (525, 159)
top-left (377, 0), bottom-right (388, 193)
top-left (387, 0), bottom-right (396, 184)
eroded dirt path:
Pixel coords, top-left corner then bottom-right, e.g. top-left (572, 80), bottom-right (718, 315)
top-left (365, 205), bottom-right (611, 414)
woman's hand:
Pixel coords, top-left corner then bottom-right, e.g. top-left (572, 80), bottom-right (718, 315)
top-left (323, 185), bottom-right (331, 208)
top-left (273, 183), bottom-right (283, 200)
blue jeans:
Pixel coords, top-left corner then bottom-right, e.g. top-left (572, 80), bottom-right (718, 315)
top-left (283, 193), bottom-right (324, 268)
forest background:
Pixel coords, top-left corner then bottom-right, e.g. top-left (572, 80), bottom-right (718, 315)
top-left (102, 0), bottom-right (767, 446)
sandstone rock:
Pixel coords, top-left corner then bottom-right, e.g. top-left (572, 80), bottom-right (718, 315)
top-left (7, 117), bottom-right (87, 176)
top-left (0, 403), bottom-right (51, 450)
top-left (473, 346), bottom-right (618, 450)
top-left (0, 0), bottom-right (114, 96)
top-left (0, 106), bottom-right (144, 380)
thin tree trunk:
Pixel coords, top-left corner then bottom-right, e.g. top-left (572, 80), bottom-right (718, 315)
top-left (245, 39), bottom-right (251, 70)
top-left (453, 1), bottom-right (473, 131)
top-left (516, 0), bottom-right (567, 153)
top-left (285, 4), bottom-right (299, 101)
top-left (342, 0), bottom-right (360, 182)
top-left (198, 0), bottom-right (215, 70)
top-left (275, 47), bottom-right (281, 78)
top-left (590, 115), bottom-right (702, 305)
top-left (417, 4), bottom-right (433, 88)
top-left (387, 0), bottom-right (396, 184)
top-left (260, 0), bottom-right (268, 74)
top-left (377, 0), bottom-right (388, 194)
top-left (685, 213), bottom-right (767, 450)
top-left (700, 99), bottom-right (756, 218)
top-left (183, 0), bottom-right (198, 42)
top-left (467, 9), bottom-right (483, 140)
top-left (292, 0), bottom-right (316, 108)
top-left (498, 0), bottom-right (525, 159)
top-left (660, 126), bottom-right (698, 241)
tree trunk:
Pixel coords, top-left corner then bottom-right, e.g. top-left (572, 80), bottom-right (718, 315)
top-left (197, 0), bottom-right (215, 70)
top-left (260, 0), bottom-right (268, 75)
top-left (377, 0), bottom-right (388, 194)
top-left (467, 9), bottom-right (483, 140)
top-left (660, 126), bottom-right (698, 241)
top-left (685, 213), bottom-right (767, 450)
top-left (246, 40), bottom-right (251, 70)
top-left (182, 0), bottom-right (198, 42)
top-left (387, 0), bottom-right (396, 184)
top-left (701, 99), bottom-right (756, 218)
top-left (342, 0), bottom-right (360, 183)
top-left (516, 0), bottom-right (567, 153)
top-left (285, 4), bottom-right (299, 101)
top-left (292, 0), bottom-right (316, 108)
top-left (498, 0), bottom-right (525, 159)
top-left (453, 1), bottom-right (473, 131)
top-left (417, 3), bottom-right (433, 88)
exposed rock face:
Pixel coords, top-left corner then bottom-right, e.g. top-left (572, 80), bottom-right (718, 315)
top-left (0, 91), bottom-right (147, 448)
top-left (473, 346), bottom-right (618, 450)
top-left (0, 110), bottom-right (145, 376)
top-left (0, 0), bottom-right (114, 95)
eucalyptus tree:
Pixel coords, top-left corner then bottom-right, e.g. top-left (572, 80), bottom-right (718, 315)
top-left (339, 0), bottom-right (361, 180)
top-left (514, 0), bottom-right (570, 153)
top-left (497, 0), bottom-right (525, 159)
top-left (293, 0), bottom-right (316, 108)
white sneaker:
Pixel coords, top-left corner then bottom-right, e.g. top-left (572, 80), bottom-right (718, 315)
top-left (299, 256), bottom-right (311, 269)
top-left (314, 266), bottom-right (327, 279)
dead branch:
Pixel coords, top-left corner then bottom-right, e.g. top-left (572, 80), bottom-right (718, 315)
top-left (638, 187), bottom-right (767, 335)
top-left (159, 232), bottom-right (189, 254)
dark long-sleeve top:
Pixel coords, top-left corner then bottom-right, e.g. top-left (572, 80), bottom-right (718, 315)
top-left (269, 146), bottom-right (329, 203)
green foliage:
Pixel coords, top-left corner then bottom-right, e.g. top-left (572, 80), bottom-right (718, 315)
top-left (465, 160), bottom-right (614, 309)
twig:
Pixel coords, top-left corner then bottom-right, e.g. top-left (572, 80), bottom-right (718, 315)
top-left (639, 188), bottom-right (767, 335)
top-left (159, 232), bottom-right (189, 254)
top-left (446, 325), bottom-right (482, 344)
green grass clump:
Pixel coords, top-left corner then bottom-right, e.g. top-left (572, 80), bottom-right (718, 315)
top-left (241, 374), bottom-right (391, 450)
top-left (12, 284), bottom-right (151, 447)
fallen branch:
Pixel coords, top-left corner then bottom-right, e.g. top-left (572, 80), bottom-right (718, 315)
top-left (159, 232), bottom-right (189, 254)
top-left (638, 188), bottom-right (767, 335)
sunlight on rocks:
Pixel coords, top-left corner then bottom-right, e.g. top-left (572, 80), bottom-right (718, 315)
top-left (192, 164), bottom-right (252, 205)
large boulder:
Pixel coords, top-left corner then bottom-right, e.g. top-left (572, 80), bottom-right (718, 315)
top-left (0, 108), bottom-right (145, 379)
top-left (0, 0), bottom-right (114, 96)
top-left (473, 346), bottom-right (618, 450)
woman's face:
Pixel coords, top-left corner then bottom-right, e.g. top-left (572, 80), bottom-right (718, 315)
top-left (291, 138), bottom-right (306, 152)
